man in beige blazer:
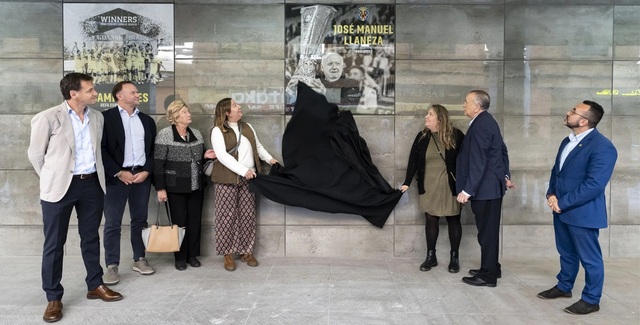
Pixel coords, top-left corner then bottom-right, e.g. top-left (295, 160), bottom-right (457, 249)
top-left (28, 73), bottom-right (123, 323)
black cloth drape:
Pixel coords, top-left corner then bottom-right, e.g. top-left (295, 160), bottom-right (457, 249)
top-left (248, 82), bottom-right (402, 228)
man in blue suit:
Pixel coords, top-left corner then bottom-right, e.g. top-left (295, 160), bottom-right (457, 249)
top-left (456, 90), bottom-right (514, 287)
top-left (538, 100), bottom-right (617, 315)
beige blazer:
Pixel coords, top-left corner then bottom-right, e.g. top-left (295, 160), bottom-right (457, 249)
top-left (27, 102), bottom-right (106, 202)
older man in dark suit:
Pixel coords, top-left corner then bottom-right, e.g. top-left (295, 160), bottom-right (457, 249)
top-left (456, 90), bottom-right (515, 287)
top-left (538, 101), bottom-right (617, 315)
top-left (28, 73), bottom-right (123, 323)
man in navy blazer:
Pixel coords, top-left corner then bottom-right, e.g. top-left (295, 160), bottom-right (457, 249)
top-left (537, 101), bottom-right (617, 315)
top-left (456, 90), bottom-right (514, 287)
top-left (102, 81), bottom-right (157, 285)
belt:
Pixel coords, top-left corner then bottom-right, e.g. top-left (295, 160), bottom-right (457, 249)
top-left (122, 165), bottom-right (144, 174)
top-left (73, 172), bottom-right (97, 180)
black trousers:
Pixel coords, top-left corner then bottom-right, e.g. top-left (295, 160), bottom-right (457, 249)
top-left (41, 177), bottom-right (104, 301)
top-left (166, 190), bottom-right (204, 261)
top-left (470, 198), bottom-right (502, 283)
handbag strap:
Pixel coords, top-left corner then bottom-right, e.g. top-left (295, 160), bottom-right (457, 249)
top-left (164, 201), bottom-right (173, 225)
top-left (430, 133), bottom-right (456, 181)
top-left (209, 122), bottom-right (242, 158)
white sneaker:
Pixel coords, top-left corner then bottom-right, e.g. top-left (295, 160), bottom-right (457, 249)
top-left (104, 265), bottom-right (119, 285)
top-left (132, 257), bottom-right (155, 275)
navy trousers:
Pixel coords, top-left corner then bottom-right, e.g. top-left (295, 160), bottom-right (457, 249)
top-left (103, 177), bottom-right (151, 265)
top-left (554, 216), bottom-right (604, 304)
top-left (470, 198), bottom-right (502, 283)
top-left (41, 177), bottom-right (104, 301)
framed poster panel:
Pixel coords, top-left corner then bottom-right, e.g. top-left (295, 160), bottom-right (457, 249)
top-left (63, 3), bottom-right (174, 114)
top-left (285, 4), bottom-right (395, 115)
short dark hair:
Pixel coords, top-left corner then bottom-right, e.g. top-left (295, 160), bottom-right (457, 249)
top-left (583, 100), bottom-right (604, 128)
top-left (60, 73), bottom-right (93, 100)
top-left (112, 80), bottom-right (134, 101)
top-left (469, 90), bottom-right (491, 111)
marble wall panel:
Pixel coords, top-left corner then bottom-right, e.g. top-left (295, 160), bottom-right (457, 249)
top-left (285, 226), bottom-right (394, 258)
top-left (280, 0), bottom-right (394, 4)
top-left (395, 60), bottom-right (504, 115)
top-left (502, 225), bottom-right (562, 258)
top-left (613, 5), bottom-right (640, 60)
top-left (612, 61), bottom-right (640, 116)
top-left (0, 2), bottom-right (61, 59)
top-left (0, 227), bottom-right (44, 256)
top-left (610, 170), bottom-right (640, 225)
top-left (503, 61), bottom-right (613, 116)
top-left (352, 116), bottom-right (394, 169)
top-left (503, 116), bottom-right (572, 170)
top-left (241, 115), bottom-right (285, 163)
top-left (504, 5), bottom-right (613, 60)
top-left (175, 4), bottom-right (283, 60)
top-left (398, 0), bottom-right (505, 4)
top-left (611, 116), bottom-right (640, 169)
top-left (0, 59), bottom-right (63, 114)
top-left (396, 5), bottom-right (504, 60)
top-left (254, 225), bottom-right (285, 257)
top-left (506, 0), bottom-right (613, 4)
top-left (394, 225), bottom-right (481, 260)
top-left (0, 171), bottom-right (42, 226)
top-left (255, 195), bottom-right (286, 226)
top-left (502, 169), bottom-right (553, 225)
top-left (609, 225), bottom-right (640, 258)
top-left (174, 59), bottom-right (285, 115)
top-left (2, 115), bottom-right (33, 169)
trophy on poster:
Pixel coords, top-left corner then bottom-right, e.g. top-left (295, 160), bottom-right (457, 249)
top-left (286, 5), bottom-right (337, 103)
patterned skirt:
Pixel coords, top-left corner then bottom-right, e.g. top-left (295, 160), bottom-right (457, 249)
top-left (214, 178), bottom-right (256, 255)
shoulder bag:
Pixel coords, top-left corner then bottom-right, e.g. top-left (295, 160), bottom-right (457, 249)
top-left (141, 201), bottom-right (185, 253)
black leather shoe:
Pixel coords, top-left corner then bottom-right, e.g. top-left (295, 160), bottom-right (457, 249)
top-left (564, 299), bottom-right (599, 315)
top-left (448, 251), bottom-right (460, 273)
top-left (419, 250), bottom-right (437, 271)
top-left (469, 268), bottom-right (502, 278)
top-left (175, 260), bottom-right (187, 271)
top-left (188, 257), bottom-right (201, 268)
top-left (462, 276), bottom-right (496, 287)
top-left (537, 285), bottom-right (572, 299)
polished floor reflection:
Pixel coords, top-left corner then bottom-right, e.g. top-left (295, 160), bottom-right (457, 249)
top-left (1, 256), bottom-right (638, 324)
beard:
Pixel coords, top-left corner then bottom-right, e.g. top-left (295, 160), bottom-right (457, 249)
top-left (564, 116), bottom-right (581, 129)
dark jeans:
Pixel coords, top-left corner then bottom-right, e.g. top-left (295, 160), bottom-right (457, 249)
top-left (41, 177), bottom-right (104, 301)
top-left (167, 190), bottom-right (204, 261)
top-left (103, 177), bottom-right (151, 265)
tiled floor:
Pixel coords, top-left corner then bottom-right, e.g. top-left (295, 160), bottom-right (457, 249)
top-left (1, 256), bottom-right (638, 324)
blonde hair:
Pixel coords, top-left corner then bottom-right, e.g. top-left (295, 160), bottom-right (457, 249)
top-left (214, 97), bottom-right (233, 133)
top-left (166, 100), bottom-right (188, 125)
top-left (420, 104), bottom-right (457, 150)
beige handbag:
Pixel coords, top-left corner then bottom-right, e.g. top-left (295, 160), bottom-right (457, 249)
top-left (142, 201), bottom-right (185, 253)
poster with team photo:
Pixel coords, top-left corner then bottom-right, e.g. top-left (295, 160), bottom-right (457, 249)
top-left (285, 4), bottom-right (395, 114)
top-left (63, 3), bottom-right (174, 113)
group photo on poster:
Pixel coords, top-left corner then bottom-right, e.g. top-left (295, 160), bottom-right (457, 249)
top-left (63, 3), bottom-right (174, 113)
top-left (285, 4), bottom-right (395, 114)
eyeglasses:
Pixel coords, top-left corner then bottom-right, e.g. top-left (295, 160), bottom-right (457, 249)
top-left (568, 108), bottom-right (590, 121)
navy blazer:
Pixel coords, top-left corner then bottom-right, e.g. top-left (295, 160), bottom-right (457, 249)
top-left (455, 110), bottom-right (510, 200)
top-left (101, 106), bottom-right (157, 185)
top-left (547, 128), bottom-right (617, 229)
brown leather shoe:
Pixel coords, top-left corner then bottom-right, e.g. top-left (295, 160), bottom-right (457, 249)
top-left (224, 254), bottom-right (236, 271)
top-left (241, 253), bottom-right (258, 267)
top-left (43, 300), bottom-right (62, 323)
top-left (87, 284), bottom-right (123, 302)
